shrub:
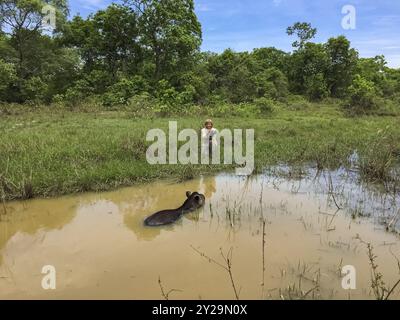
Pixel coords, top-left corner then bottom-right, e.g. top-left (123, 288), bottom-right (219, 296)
top-left (102, 76), bottom-right (149, 107)
top-left (20, 76), bottom-right (50, 104)
top-left (156, 79), bottom-right (179, 106)
top-left (63, 79), bottom-right (93, 107)
top-left (346, 75), bottom-right (378, 113)
top-left (126, 93), bottom-right (157, 117)
top-left (305, 73), bottom-right (329, 100)
top-left (286, 94), bottom-right (311, 110)
top-left (0, 59), bottom-right (16, 100)
top-left (255, 68), bottom-right (289, 100)
top-left (235, 103), bottom-right (261, 118)
top-left (153, 81), bottom-right (198, 115)
top-left (209, 103), bottom-right (260, 118)
top-left (358, 128), bottom-right (397, 182)
top-left (254, 97), bottom-right (275, 114)
top-left (176, 85), bottom-right (196, 105)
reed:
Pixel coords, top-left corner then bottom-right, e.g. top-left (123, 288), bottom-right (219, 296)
top-left (191, 246), bottom-right (240, 300)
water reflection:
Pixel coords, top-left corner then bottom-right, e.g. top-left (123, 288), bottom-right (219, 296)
top-left (0, 198), bottom-right (77, 255)
top-left (199, 175), bottom-right (217, 199)
top-left (122, 178), bottom-right (212, 240)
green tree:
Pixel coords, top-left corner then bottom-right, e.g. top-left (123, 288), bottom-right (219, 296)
top-left (0, 0), bottom-right (69, 72)
top-left (254, 67), bottom-right (288, 100)
top-left (124, 0), bottom-right (202, 84)
top-left (325, 36), bottom-right (358, 97)
top-left (252, 47), bottom-right (289, 72)
top-left (0, 0), bottom-right (73, 102)
top-left (347, 74), bottom-right (377, 111)
top-left (0, 58), bottom-right (16, 98)
top-left (286, 22), bottom-right (317, 49)
top-left (178, 52), bottom-right (214, 104)
top-left (305, 72), bottom-right (329, 100)
top-left (288, 42), bottom-right (329, 99)
top-left (61, 4), bottom-right (142, 79)
top-left (356, 55), bottom-right (400, 97)
top-left (0, 0), bottom-right (68, 32)
top-left (207, 49), bottom-right (257, 103)
top-left (385, 68), bottom-right (400, 98)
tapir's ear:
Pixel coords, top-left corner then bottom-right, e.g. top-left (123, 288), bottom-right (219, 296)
top-left (186, 191), bottom-right (192, 198)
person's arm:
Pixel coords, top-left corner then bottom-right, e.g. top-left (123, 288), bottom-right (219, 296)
top-left (201, 128), bottom-right (208, 140)
top-left (210, 128), bottom-right (218, 139)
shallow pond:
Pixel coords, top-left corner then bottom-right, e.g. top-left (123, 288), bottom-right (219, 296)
top-left (0, 169), bottom-right (400, 300)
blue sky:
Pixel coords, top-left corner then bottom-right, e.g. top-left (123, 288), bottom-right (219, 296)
top-left (69, 0), bottom-right (400, 68)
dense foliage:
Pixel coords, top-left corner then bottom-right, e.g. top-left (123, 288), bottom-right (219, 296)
top-left (1, 0), bottom-right (399, 114)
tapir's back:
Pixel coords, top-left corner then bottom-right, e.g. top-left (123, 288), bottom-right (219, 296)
top-left (144, 209), bottom-right (183, 226)
top-left (144, 191), bottom-right (205, 227)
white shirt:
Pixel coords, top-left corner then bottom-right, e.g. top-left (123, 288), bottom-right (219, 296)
top-left (201, 128), bottom-right (218, 154)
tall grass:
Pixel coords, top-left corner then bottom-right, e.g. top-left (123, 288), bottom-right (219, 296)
top-left (1, 103), bottom-right (400, 200)
top-left (358, 127), bottom-right (399, 183)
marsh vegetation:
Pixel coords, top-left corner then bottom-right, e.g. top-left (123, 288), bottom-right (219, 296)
top-left (1, 103), bottom-right (400, 202)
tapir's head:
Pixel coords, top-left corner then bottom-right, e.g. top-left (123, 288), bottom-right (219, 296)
top-left (184, 191), bottom-right (206, 211)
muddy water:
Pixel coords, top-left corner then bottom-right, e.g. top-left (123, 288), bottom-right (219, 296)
top-left (0, 173), bottom-right (399, 300)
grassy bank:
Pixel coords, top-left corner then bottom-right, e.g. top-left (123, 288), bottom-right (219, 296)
top-left (1, 103), bottom-right (400, 201)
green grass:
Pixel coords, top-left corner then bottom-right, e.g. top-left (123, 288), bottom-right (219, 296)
top-left (1, 103), bottom-right (400, 201)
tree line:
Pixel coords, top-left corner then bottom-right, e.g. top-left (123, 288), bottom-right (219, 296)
top-left (1, 0), bottom-right (399, 113)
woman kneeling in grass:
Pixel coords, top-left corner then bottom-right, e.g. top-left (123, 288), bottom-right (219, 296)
top-left (201, 119), bottom-right (218, 159)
